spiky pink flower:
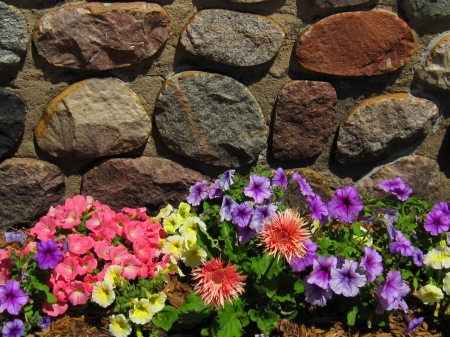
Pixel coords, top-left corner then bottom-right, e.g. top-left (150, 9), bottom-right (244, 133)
top-left (192, 257), bottom-right (245, 308)
top-left (258, 209), bottom-right (311, 263)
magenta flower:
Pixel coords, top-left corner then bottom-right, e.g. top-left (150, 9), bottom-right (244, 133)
top-left (389, 231), bottom-right (414, 257)
top-left (424, 210), bottom-right (450, 236)
top-left (327, 186), bottom-right (363, 223)
top-left (290, 240), bottom-right (317, 272)
top-left (432, 202), bottom-right (450, 215)
top-left (376, 270), bottom-right (409, 312)
top-left (0, 280), bottom-right (29, 315)
top-left (293, 172), bottom-right (314, 196)
top-left (306, 255), bottom-right (337, 290)
top-left (249, 204), bottom-right (278, 232)
top-left (306, 195), bottom-right (329, 225)
top-left (304, 282), bottom-right (333, 307)
top-left (232, 202), bottom-right (253, 227)
top-left (329, 259), bottom-right (367, 297)
top-left (404, 317), bottom-right (424, 333)
top-left (187, 181), bottom-right (208, 206)
top-left (379, 177), bottom-right (412, 201)
top-left (360, 247), bottom-right (383, 282)
top-left (3, 232), bottom-right (26, 245)
top-left (272, 168), bottom-right (288, 189)
top-left (244, 174), bottom-right (272, 204)
top-left (208, 181), bottom-right (223, 199)
top-left (216, 170), bottom-right (235, 191)
top-left (412, 249), bottom-right (424, 267)
top-left (1, 319), bottom-right (25, 337)
top-left (236, 226), bottom-right (257, 243)
top-left (35, 239), bottom-right (62, 270)
top-left (219, 196), bottom-right (237, 222)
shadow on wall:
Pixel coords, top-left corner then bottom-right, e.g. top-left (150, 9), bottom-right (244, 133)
top-left (191, 0), bottom-right (287, 15)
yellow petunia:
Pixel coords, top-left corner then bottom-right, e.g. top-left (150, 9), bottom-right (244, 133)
top-left (154, 204), bottom-right (173, 222)
top-left (162, 235), bottom-right (184, 258)
top-left (443, 272), bottom-right (450, 295)
top-left (418, 284), bottom-right (444, 304)
top-left (183, 234), bottom-right (197, 248)
top-left (176, 202), bottom-right (191, 222)
top-left (109, 314), bottom-right (132, 337)
top-left (104, 265), bottom-right (123, 287)
top-left (180, 244), bottom-right (207, 268)
top-left (92, 281), bottom-right (116, 308)
top-left (146, 291), bottom-right (167, 314)
top-left (424, 245), bottom-right (450, 269)
top-left (163, 214), bottom-right (181, 235)
top-left (129, 298), bottom-right (153, 324)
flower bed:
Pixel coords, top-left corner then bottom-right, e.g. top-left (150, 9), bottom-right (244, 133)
top-left (0, 167), bottom-right (449, 336)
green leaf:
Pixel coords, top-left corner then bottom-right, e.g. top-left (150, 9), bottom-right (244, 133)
top-left (352, 223), bottom-right (365, 236)
top-left (152, 306), bottom-right (179, 331)
top-left (256, 310), bottom-right (279, 334)
top-left (248, 309), bottom-right (258, 322)
top-left (197, 228), bottom-right (221, 258)
top-left (46, 292), bottom-right (57, 304)
top-left (293, 279), bottom-right (304, 295)
top-left (220, 222), bottom-right (238, 260)
top-left (347, 306), bottom-right (358, 326)
top-left (210, 303), bottom-right (243, 337)
top-left (178, 293), bottom-right (213, 325)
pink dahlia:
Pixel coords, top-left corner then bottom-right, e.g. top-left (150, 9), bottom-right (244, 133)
top-left (258, 209), bottom-right (311, 263)
top-left (192, 257), bottom-right (245, 308)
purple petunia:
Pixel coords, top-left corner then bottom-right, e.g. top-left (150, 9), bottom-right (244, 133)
top-left (208, 181), bottom-right (223, 199)
top-left (244, 174), bottom-right (272, 204)
top-left (384, 209), bottom-right (399, 224)
top-left (0, 280), bottom-right (29, 315)
top-left (290, 240), bottom-right (318, 272)
top-left (386, 222), bottom-right (397, 241)
top-left (293, 172), bottom-right (315, 196)
top-left (216, 170), bottom-right (235, 192)
top-left (3, 232), bottom-right (26, 245)
top-left (306, 195), bottom-right (329, 225)
top-left (236, 226), bottom-right (257, 243)
top-left (360, 247), bottom-right (383, 282)
top-left (219, 196), bottom-right (238, 222)
top-left (34, 239), bottom-right (62, 270)
top-left (389, 231), bottom-right (414, 257)
top-left (186, 181), bottom-right (208, 206)
top-left (327, 186), bottom-right (364, 223)
top-left (329, 259), bottom-right (367, 297)
top-left (39, 316), bottom-right (52, 329)
top-left (232, 202), bottom-right (254, 227)
top-left (306, 255), bottom-right (337, 290)
top-left (304, 282), bottom-right (333, 307)
top-left (404, 317), bottom-right (424, 333)
top-left (378, 177), bottom-right (412, 201)
top-left (432, 202), bottom-right (450, 215)
top-left (376, 270), bottom-right (409, 313)
top-left (249, 204), bottom-right (278, 232)
top-left (424, 210), bottom-right (450, 236)
top-left (412, 248), bottom-right (424, 267)
top-left (272, 168), bottom-right (288, 189)
top-left (2, 319), bottom-right (25, 337)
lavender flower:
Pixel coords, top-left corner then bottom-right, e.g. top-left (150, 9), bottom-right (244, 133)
top-left (232, 202), bottom-right (253, 227)
top-left (327, 186), bottom-right (363, 223)
top-left (244, 174), bottom-right (272, 204)
top-left (306, 195), bottom-right (329, 225)
top-left (424, 210), bottom-right (450, 236)
top-left (237, 226), bottom-right (257, 243)
top-left (404, 317), bottom-right (424, 333)
top-left (293, 172), bottom-right (314, 196)
top-left (377, 270), bottom-right (409, 312)
top-left (208, 181), bottom-right (223, 199)
top-left (412, 248), bottom-right (424, 267)
top-left (249, 204), bottom-right (278, 232)
top-left (61, 239), bottom-right (69, 253)
top-left (186, 181), bottom-right (208, 206)
top-left (386, 222), bottom-right (397, 241)
top-left (306, 255), bottom-right (337, 290)
top-left (39, 316), bottom-right (51, 329)
top-left (384, 209), bottom-right (399, 224)
top-left (432, 202), bottom-right (450, 215)
top-left (0, 280), bottom-right (29, 315)
top-left (34, 239), bottom-right (62, 270)
top-left (3, 232), bottom-right (26, 245)
top-left (1, 319), bottom-right (25, 337)
top-left (290, 240), bottom-right (317, 272)
top-left (378, 177), bottom-right (412, 201)
top-left (360, 247), bottom-right (383, 282)
top-left (219, 196), bottom-right (237, 222)
top-left (389, 231), bottom-right (414, 257)
top-left (272, 168), bottom-right (288, 189)
top-left (304, 282), bottom-right (333, 307)
top-left (216, 170), bottom-right (235, 191)
top-left (329, 259), bottom-right (367, 297)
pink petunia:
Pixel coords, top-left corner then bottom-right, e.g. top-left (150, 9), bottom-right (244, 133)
top-left (92, 219), bottom-right (117, 241)
top-left (121, 207), bottom-right (149, 221)
top-left (109, 245), bottom-right (131, 265)
top-left (68, 234), bottom-right (92, 256)
top-left (22, 242), bottom-right (37, 256)
top-left (55, 256), bottom-right (80, 281)
top-left (110, 212), bottom-right (130, 236)
top-left (133, 240), bottom-right (156, 263)
top-left (91, 238), bottom-right (113, 260)
top-left (82, 274), bottom-right (98, 293)
top-left (0, 258), bottom-right (12, 285)
top-left (120, 255), bottom-right (142, 280)
top-left (123, 221), bottom-right (146, 243)
top-left (66, 280), bottom-right (90, 305)
top-left (58, 209), bottom-right (81, 229)
top-left (86, 211), bottom-right (104, 232)
top-left (78, 255), bottom-right (98, 275)
top-left (51, 280), bottom-right (68, 302)
top-left (29, 216), bottom-right (57, 241)
top-left (64, 195), bottom-right (90, 215)
top-left (138, 264), bottom-right (149, 278)
top-left (42, 300), bottom-right (68, 317)
top-left (95, 263), bottom-right (110, 281)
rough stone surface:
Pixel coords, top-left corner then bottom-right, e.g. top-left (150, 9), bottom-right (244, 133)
top-left (272, 81), bottom-right (337, 160)
top-left (228, 0), bottom-right (269, 2)
top-left (309, 0), bottom-right (373, 8)
top-left (155, 71), bottom-right (268, 167)
top-left (0, 1), bottom-right (28, 69)
top-left (82, 157), bottom-right (206, 213)
top-left (415, 32), bottom-right (450, 91)
top-left (357, 155), bottom-right (440, 201)
top-left (35, 78), bottom-right (151, 158)
top-left (33, 2), bottom-right (170, 70)
top-left (336, 94), bottom-right (439, 164)
top-left (404, 0), bottom-right (450, 19)
top-left (180, 9), bottom-right (285, 67)
top-left (0, 89), bottom-right (26, 158)
top-left (295, 11), bottom-right (414, 77)
top-left (0, 158), bottom-right (65, 229)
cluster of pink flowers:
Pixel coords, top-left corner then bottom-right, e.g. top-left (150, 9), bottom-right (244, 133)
top-left (25, 195), bottom-right (170, 317)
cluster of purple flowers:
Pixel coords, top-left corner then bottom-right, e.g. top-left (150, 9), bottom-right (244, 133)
top-left (379, 177), bottom-right (413, 201)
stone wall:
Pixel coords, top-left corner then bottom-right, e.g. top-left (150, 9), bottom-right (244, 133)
top-left (1, 0), bottom-right (450, 228)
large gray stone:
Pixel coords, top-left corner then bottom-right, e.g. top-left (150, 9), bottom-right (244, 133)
top-left (35, 78), bottom-right (151, 158)
top-left (336, 94), bottom-right (439, 164)
top-left (357, 155), bottom-right (440, 202)
top-left (415, 32), bottom-right (450, 91)
top-left (180, 9), bottom-right (284, 67)
top-left (0, 158), bottom-right (65, 229)
top-left (0, 2), bottom-right (28, 69)
top-left (403, 0), bottom-right (450, 19)
top-left (82, 157), bottom-right (206, 213)
top-left (33, 2), bottom-right (170, 70)
top-left (155, 71), bottom-right (268, 167)
top-left (0, 89), bottom-right (26, 158)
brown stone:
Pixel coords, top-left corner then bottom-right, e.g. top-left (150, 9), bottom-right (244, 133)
top-left (309, 0), bottom-right (374, 8)
top-left (357, 155), bottom-right (440, 202)
top-left (33, 2), bottom-right (170, 70)
top-left (82, 157), bottom-right (206, 213)
top-left (295, 11), bottom-right (414, 77)
top-left (272, 81), bottom-right (337, 160)
top-left (0, 158), bottom-right (65, 229)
